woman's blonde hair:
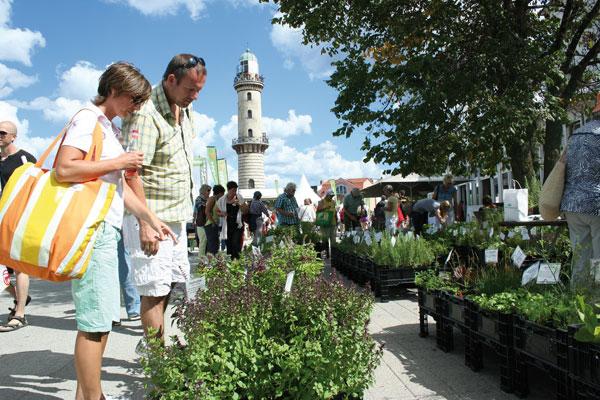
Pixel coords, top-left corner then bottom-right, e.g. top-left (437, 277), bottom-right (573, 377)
top-left (94, 62), bottom-right (151, 106)
top-left (439, 200), bottom-right (451, 216)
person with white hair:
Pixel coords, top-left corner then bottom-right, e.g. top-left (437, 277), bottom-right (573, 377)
top-left (275, 182), bottom-right (300, 226)
top-left (0, 120), bottom-right (36, 332)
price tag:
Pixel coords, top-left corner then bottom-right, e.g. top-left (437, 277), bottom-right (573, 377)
top-left (374, 232), bottom-right (383, 242)
top-left (488, 228), bottom-right (494, 238)
top-left (444, 249), bottom-right (454, 267)
top-left (499, 232), bottom-right (506, 241)
top-left (530, 227), bottom-right (538, 236)
top-left (405, 231), bottom-right (414, 239)
top-left (485, 248), bottom-right (499, 264)
top-left (265, 236), bottom-right (274, 243)
top-left (592, 259), bottom-right (600, 283)
top-left (284, 271), bottom-right (295, 293)
top-left (353, 235), bottom-right (361, 244)
top-left (390, 236), bottom-right (397, 246)
top-left (511, 246), bottom-right (527, 268)
top-left (279, 240), bottom-right (285, 248)
top-left (252, 246), bottom-right (261, 257)
top-left (364, 233), bottom-right (372, 245)
top-left (520, 227), bottom-right (530, 241)
top-left (522, 261), bottom-right (540, 286)
top-left (507, 231), bottom-right (515, 239)
top-left (536, 263), bottom-right (561, 284)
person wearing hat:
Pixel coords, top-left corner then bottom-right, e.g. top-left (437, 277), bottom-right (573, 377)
top-left (249, 190), bottom-right (269, 246)
top-left (317, 189), bottom-right (338, 257)
top-left (0, 120), bottom-right (36, 332)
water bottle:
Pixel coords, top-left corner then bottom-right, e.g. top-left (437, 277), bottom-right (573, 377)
top-left (125, 130), bottom-right (140, 177)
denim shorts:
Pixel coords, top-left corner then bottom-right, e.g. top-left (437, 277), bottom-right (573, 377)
top-left (71, 222), bottom-right (121, 333)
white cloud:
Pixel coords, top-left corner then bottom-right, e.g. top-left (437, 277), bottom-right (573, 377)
top-left (270, 20), bottom-right (334, 80)
top-left (0, 1), bottom-right (45, 66)
top-left (215, 109), bottom-right (380, 187)
top-left (0, 100), bottom-right (54, 163)
top-left (263, 110), bottom-right (311, 138)
top-left (14, 61), bottom-right (104, 123)
top-left (0, 62), bottom-right (37, 97)
top-left (191, 111), bottom-right (217, 156)
top-left (57, 61), bottom-right (103, 101)
top-left (106, 0), bottom-right (267, 20)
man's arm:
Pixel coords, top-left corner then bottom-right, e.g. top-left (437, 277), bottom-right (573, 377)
top-left (122, 111), bottom-right (161, 253)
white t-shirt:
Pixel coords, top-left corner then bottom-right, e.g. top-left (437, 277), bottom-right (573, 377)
top-left (298, 204), bottom-right (316, 222)
top-left (61, 105), bottom-right (125, 229)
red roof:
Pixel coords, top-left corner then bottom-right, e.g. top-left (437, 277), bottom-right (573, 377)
top-left (318, 177), bottom-right (374, 197)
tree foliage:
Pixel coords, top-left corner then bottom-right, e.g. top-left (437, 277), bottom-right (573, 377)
top-left (265, 0), bottom-right (600, 182)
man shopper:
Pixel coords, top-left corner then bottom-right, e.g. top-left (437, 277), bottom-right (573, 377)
top-left (275, 182), bottom-right (300, 226)
top-left (122, 53), bottom-right (207, 343)
top-left (0, 120), bottom-right (35, 332)
top-left (343, 188), bottom-right (365, 231)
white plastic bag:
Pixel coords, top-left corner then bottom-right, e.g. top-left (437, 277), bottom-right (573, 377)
top-left (503, 189), bottom-right (529, 222)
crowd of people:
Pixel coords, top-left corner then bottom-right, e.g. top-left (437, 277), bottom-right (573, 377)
top-left (0, 51), bottom-right (465, 400)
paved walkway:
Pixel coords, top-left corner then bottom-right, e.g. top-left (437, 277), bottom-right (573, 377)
top-left (1, 260), bottom-right (552, 399)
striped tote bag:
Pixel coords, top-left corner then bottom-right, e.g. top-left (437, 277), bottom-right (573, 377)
top-left (0, 113), bottom-right (116, 281)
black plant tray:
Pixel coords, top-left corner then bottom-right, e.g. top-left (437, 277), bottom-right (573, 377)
top-left (569, 375), bottom-right (600, 400)
top-left (513, 317), bottom-right (570, 399)
top-left (441, 292), bottom-right (466, 328)
top-left (372, 264), bottom-right (430, 302)
top-left (568, 325), bottom-right (600, 390)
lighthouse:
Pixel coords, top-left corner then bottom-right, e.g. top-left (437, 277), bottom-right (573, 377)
top-left (232, 49), bottom-right (268, 189)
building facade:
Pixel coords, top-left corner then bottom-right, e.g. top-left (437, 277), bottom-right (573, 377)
top-left (232, 49), bottom-right (268, 189)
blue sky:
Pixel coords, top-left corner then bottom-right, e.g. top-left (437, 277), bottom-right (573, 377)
top-left (0, 0), bottom-right (382, 188)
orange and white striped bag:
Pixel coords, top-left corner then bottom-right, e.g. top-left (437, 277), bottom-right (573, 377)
top-left (0, 112), bottom-right (116, 281)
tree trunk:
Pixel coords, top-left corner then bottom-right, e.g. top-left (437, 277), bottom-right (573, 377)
top-left (543, 119), bottom-right (563, 182)
top-left (508, 125), bottom-right (537, 187)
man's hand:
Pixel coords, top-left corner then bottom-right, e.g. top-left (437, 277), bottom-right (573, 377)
top-left (139, 221), bottom-right (161, 256)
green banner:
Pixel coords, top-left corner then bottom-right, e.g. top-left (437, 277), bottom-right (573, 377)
top-left (193, 156), bottom-right (207, 186)
top-left (217, 158), bottom-right (228, 186)
top-left (329, 179), bottom-right (338, 203)
top-left (206, 146), bottom-right (219, 184)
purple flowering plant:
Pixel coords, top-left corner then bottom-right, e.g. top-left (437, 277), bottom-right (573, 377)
top-left (142, 243), bottom-right (382, 399)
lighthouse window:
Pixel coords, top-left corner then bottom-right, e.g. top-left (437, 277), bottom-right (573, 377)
top-left (247, 92), bottom-right (252, 101)
top-left (248, 129), bottom-right (253, 137)
top-left (247, 110), bottom-right (252, 119)
top-left (248, 179), bottom-right (255, 189)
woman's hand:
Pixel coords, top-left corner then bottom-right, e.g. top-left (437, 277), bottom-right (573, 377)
top-left (117, 151), bottom-right (143, 170)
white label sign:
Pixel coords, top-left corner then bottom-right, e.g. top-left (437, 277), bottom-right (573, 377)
top-left (485, 248), bottom-right (499, 264)
top-left (511, 246), bottom-right (527, 268)
top-left (364, 234), bottom-right (372, 245)
top-left (507, 231), bottom-right (515, 239)
top-left (279, 240), bottom-right (285, 248)
top-left (522, 261), bottom-right (540, 286)
top-left (374, 232), bottom-right (383, 242)
top-left (444, 249), bottom-right (454, 266)
top-left (438, 271), bottom-right (451, 280)
top-left (520, 227), bottom-right (530, 241)
top-left (353, 235), bottom-right (361, 244)
top-left (390, 236), bottom-right (397, 246)
top-left (537, 263), bottom-right (561, 284)
top-left (265, 236), bottom-right (274, 243)
top-left (499, 232), bottom-right (506, 241)
top-left (284, 271), bottom-right (295, 293)
top-left (592, 259), bottom-right (600, 283)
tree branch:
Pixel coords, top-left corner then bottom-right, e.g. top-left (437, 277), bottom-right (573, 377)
top-left (562, 0), bottom-right (600, 72)
top-left (543, 0), bottom-right (574, 57)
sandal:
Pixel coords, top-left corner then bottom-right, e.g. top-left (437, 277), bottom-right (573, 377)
top-left (7, 295), bottom-right (32, 321)
top-left (0, 315), bottom-right (27, 332)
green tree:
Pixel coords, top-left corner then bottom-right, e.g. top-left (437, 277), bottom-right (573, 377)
top-left (265, 0), bottom-right (600, 184)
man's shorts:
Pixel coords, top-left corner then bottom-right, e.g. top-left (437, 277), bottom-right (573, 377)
top-left (123, 214), bottom-right (190, 297)
top-left (71, 222), bottom-right (120, 333)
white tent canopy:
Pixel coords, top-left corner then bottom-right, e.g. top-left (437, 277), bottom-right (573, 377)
top-left (295, 174), bottom-right (321, 205)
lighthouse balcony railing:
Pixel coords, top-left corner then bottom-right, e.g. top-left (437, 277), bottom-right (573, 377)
top-left (232, 136), bottom-right (269, 145)
top-left (234, 73), bottom-right (265, 85)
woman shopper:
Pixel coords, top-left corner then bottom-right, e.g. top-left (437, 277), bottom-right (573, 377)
top-left (217, 181), bottom-right (247, 259)
top-left (53, 62), bottom-right (175, 400)
top-left (204, 184), bottom-right (225, 255)
top-left (432, 174), bottom-right (457, 224)
top-left (317, 190), bottom-right (338, 258)
top-left (561, 95), bottom-right (600, 289)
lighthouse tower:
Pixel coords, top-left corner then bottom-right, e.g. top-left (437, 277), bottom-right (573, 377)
top-left (232, 49), bottom-right (268, 189)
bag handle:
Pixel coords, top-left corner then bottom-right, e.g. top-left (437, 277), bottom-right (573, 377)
top-left (35, 108), bottom-right (104, 169)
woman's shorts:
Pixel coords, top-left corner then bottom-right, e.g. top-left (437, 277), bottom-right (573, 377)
top-left (71, 222), bottom-right (121, 333)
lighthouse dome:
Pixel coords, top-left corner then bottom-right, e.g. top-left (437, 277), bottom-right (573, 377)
top-left (237, 49), bottom-right (259, 75)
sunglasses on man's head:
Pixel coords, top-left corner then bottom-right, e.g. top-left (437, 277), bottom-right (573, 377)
top-left (130, 95), bottom-right (146, 106)
top-left (181, 55), bottom-right (206, 69)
